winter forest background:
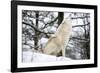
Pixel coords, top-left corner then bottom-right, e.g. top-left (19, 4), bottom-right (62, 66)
top-left (22, 10), bottom-right (90, 62)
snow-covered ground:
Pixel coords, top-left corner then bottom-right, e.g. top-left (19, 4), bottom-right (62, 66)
top-left (22, 51), bottom-right (72, 63)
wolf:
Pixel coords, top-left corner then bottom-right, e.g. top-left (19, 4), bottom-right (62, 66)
top-left (43, 19), bottom-right (72, 56)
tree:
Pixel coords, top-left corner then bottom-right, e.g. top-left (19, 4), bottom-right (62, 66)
top-left (66, 13), bottom-right (90, 59)
top-left (22, 10), bottom-right (64, 52)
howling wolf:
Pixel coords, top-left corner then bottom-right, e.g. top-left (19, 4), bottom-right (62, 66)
top-left (43, 19), bottom-right (72, 56)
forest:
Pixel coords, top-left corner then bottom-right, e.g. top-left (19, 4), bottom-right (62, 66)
top-left (22, 10), bottom-right (90, 60)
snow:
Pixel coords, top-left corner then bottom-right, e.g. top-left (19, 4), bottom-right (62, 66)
top-left (27, 40), bottom-right (34, 45)
top-left (50, 26), bottom-right (57, 32)
top-left (44, 17), bottom-right (50, 23)
top-left (22, 51), bottom-right (72, 63)
top-left (53, 12), bottom-right (58, 18)
top-left (22, 51), bottom-right (33, 62)
top-left (23, 45), bottom-right (30, 49)
top-left (38, 21), bottom-right (45, 29)
top-left (39, 38), bottom-right (48, 45)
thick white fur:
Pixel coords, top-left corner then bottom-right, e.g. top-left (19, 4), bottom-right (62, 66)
top-left (43, 19), bottom-right (72, 56)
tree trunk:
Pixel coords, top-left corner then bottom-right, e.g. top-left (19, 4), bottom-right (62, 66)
top-left (58, 12), bottom-right (64, 25)
top-left (34, 11), bottom-right (39, 50)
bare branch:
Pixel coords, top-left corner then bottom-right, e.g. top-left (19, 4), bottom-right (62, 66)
top-left (22, 22), bottom-right (54, 38)
top-left (41, 16), bottom-right (58, 29)
top-left (71, 16), bottom-right (90, 19)
top-left (70, 37), bottom-right (89, 42)
top-left (72, 23), bottom-right (90, 28)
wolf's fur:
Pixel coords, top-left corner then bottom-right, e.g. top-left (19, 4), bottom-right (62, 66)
top-left (43, 19), bottom-right (72, 56)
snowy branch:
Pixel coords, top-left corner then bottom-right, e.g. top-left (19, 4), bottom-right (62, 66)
top-left (72, 23), bottom-right (90, 28)
top-left (22, 22), bottom-right (54, 38)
